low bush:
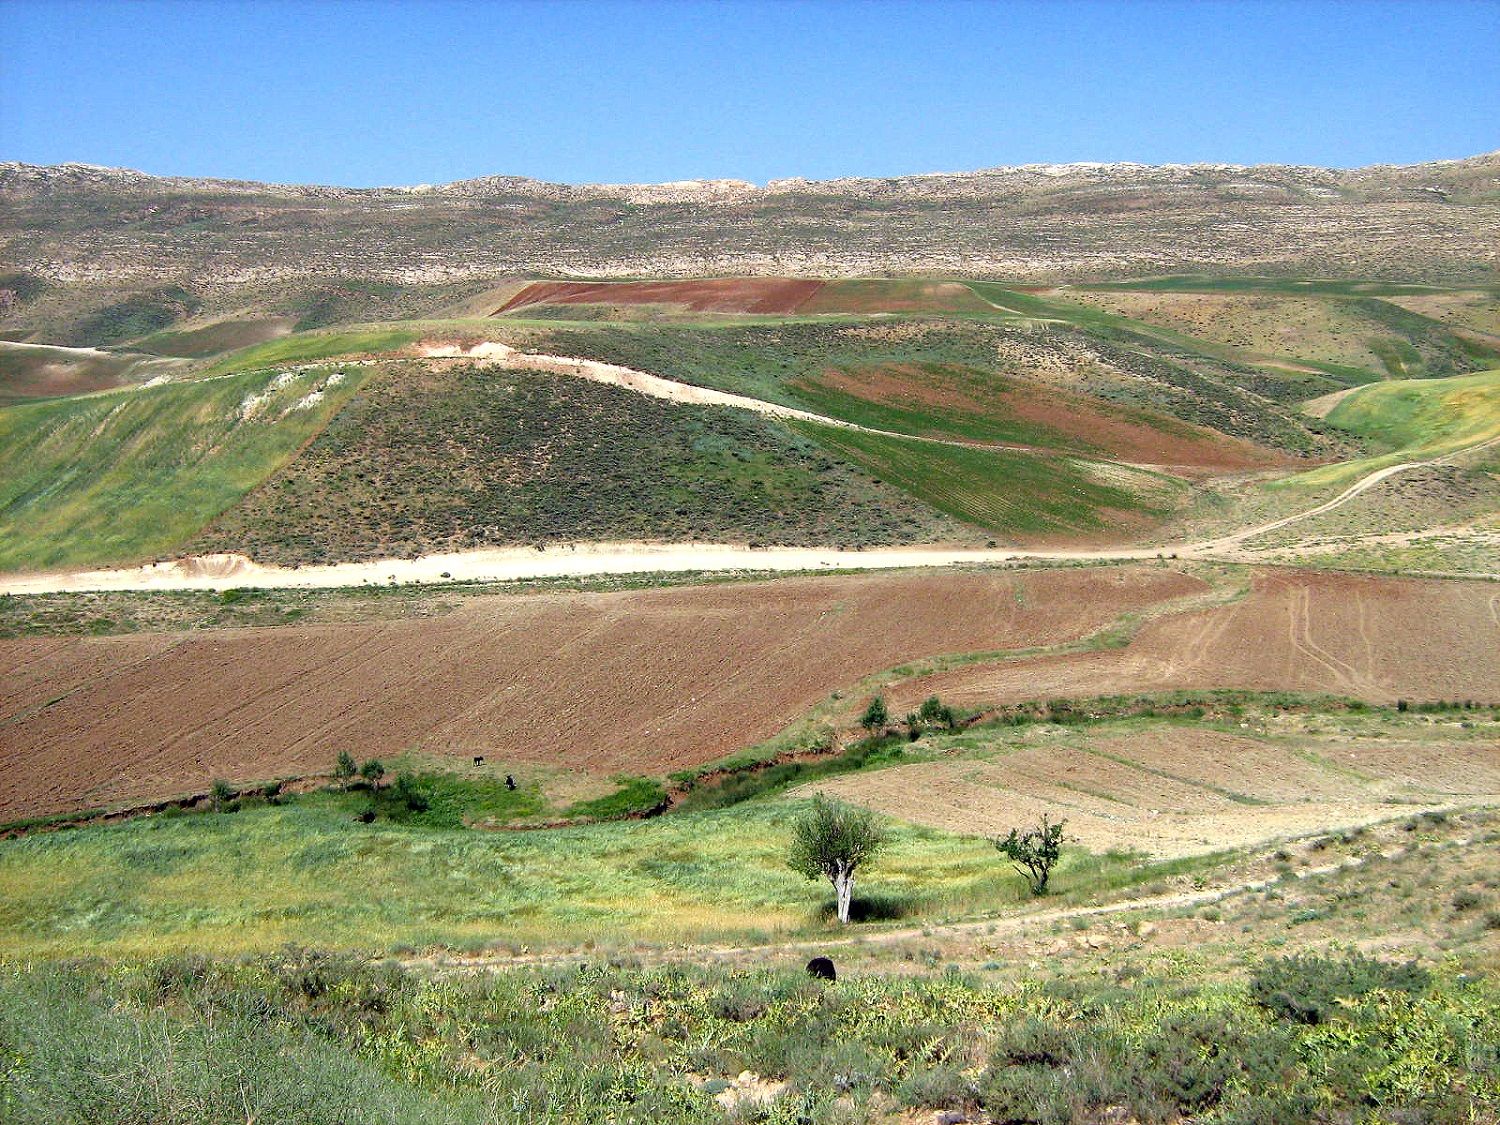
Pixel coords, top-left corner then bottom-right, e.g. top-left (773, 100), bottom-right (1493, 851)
top-left (1249, 951), bottom-right (1431, 1025)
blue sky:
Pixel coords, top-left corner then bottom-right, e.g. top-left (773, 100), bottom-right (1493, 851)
top-left (3, 0), bottom-right (1496, 186)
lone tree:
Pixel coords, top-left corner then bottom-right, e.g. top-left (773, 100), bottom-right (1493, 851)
top-left (860, 694), bottom-right (889, 734)
top-left (334, 750), bottom-right (357, 788)
top-left (789, 795), bottom-right (888, 924)
top-left (209, 778), bottom-right (233, 813)
top-left (993, 814), bottom-right (1067, 895)
top-left (360, 758), bottom-right (386, 791)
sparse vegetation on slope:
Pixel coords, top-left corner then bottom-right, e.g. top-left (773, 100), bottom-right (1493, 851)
top-left (191, 362), bottom-right (961, 564)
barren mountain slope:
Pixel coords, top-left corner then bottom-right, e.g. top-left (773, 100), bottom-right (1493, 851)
top-left (3, 154), bottom-right (1497, 343)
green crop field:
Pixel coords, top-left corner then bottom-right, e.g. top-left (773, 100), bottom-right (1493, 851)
top-left (0, 365), bottom-right (368, 571)
top-left (793, 422), bottom-right (1183, 537)
top-left (1272, 368), bottom-right (1500, 495)
top-left (202, 325), bottom-right (430, 374)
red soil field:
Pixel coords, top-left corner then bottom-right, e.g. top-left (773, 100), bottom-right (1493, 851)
top-left (0, 567), bottom-right (1201, 822)
top-left (497, 278), bottom-right (827, 315)
top-left (883, 570), bottom-right (1500, 716)
top-left (802, 364), bottom-right (1291, 470)
top-left (798, 280), bottom-right (995, 315)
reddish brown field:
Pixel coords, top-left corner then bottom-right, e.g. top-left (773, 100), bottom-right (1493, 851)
top-left (4, 568), bottom-right (1494, 825)
top-left (798, 280), bottom-right (994, 315)
top-left (497, 278), bottom-right (827, 315)
top-left (883, 570), bottom-right (1500, 716)
top-left (0, 567), bottom-right (1200, 821)
top-left (801, 363), bottom-right (1291, 470)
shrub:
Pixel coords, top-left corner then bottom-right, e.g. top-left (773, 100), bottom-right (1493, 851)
top-left (391, 773), bottom-right (430, 813)
top-left (1452, 889), bottom-right (1482, 913)
top-left (1249, 952), bottom-right (1430, 1025)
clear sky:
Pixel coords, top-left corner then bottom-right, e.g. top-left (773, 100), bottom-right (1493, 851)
top-left (2, 0), bottom-right (1496, 186)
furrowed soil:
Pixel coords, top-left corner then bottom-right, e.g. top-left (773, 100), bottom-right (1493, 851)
top-left (880, 569), bottom-right (1500, 714)
top-left (498, 278), bottom-right (827, 315)
top-left (0, 566), bottom-right (1201, 822)
top-left (803, 723), bottom-right (1500, 859)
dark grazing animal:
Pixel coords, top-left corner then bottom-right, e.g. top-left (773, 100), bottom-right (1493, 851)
top-left (806, 956), bottom-right (836, 981)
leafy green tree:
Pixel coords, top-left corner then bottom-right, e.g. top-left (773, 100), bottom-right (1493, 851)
top-left (334, 750), bottom-right (357, 788)
top-left (392, 772), bottom-right (430, 813)
top-left (789, 795), bottom-right (888, 924)
top-left (994, 814), bottom-right (1067, 894)
top-left (359, 758), bottom-right (385, 791)
top-left (860, 695), bottom-right (889, 734)
top-left (209, 778), bottom-right (233, 813)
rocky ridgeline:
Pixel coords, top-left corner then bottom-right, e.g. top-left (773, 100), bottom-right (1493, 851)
top-left (1, 154), bottom-right (1497, 339)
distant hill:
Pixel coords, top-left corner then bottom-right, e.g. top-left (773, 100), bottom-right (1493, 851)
top-left (2, 154), bottom-right (1497, 345)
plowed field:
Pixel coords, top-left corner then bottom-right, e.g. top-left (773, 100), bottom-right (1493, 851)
top-left (801, 724), bottom-right (1500, 858)
top-left (4, 568), bottom-right (1493, 826)
top-left (498, 278), bottom-right (827, 315)
top-left (0, 567), bottom-right (1200, 821)
top-left (882, 570), bottom-right (1500, 715)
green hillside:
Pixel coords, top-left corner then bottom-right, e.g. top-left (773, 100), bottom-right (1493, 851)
top-left (0, 366), bottom-right (367, 571)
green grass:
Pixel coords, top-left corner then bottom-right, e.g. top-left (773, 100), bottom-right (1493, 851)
top-left (792, 421), bottom-right (1180, 536)
top-left (3, 949), bottom-right (1494, 1124)
top-left (0, 794), bottom-right (1202, 957)
top-left (0, 365), bottom-right (368, 571)
top-left (1324, 368), bottom-right (1500, 454)
top-left (1077, 276), bottom-right (1500, 297)
top-left (202, 325), bottom-right (426, 374)
top-left (1270, 368), bottom-right (1500, 495)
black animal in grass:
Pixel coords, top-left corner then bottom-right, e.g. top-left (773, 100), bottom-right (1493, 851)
top-left (805, 956), bottom-right (836, 982)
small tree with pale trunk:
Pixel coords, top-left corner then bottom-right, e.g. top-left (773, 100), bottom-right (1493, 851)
top-left (788, 795), bottom-right (888, 924)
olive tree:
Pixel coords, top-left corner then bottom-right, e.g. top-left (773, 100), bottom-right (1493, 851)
top-left (789, 795), bottom-right (888, 924)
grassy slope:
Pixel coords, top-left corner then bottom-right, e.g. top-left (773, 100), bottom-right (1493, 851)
top-left (0, 366), bottom-right (368, 571)
top-left (7, 944), bottom-right (1494, 1125)
top-left (201, 325), bottom-right (432, 374)
top-left (0, 794), bottom-right (1193, 957)
top-left (192, 364), bottom-right (960, 564)
top-left (1274, 368), bottom-right (1500, 493)
top-left (1051, 287), bottom-right (1500, 381)
top-left (792, 421), bottom-right (1183, 538)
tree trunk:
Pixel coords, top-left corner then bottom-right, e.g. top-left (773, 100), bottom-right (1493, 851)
top-left (833, 865), bottom-right (855, 924)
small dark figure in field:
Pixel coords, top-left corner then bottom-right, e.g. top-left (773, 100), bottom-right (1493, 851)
top-left (356, 810), bottom-right (375, 824)
top-left (473, 755), bottom-right (485, 766)
top-left (505, 775), bottom-right (517, 791)
top-left (806, 956), bottom-right (836, 981)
